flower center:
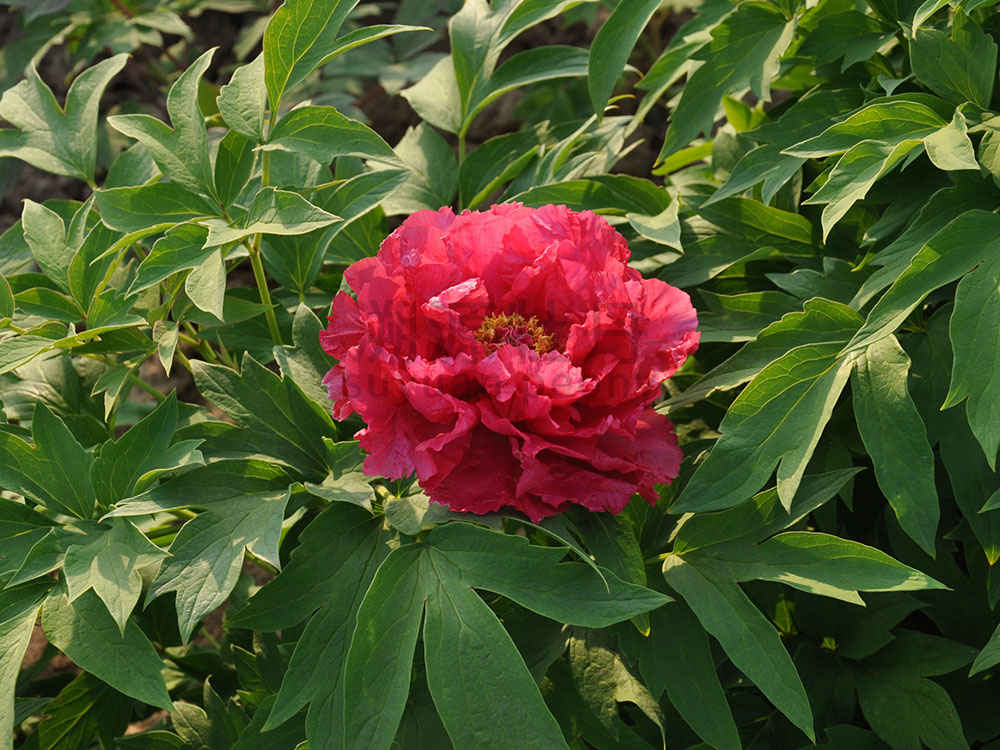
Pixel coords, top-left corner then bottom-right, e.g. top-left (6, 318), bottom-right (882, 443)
top-left (475, 312), bottom-right (554, 353)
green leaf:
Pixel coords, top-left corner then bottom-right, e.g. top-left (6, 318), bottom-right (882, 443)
top-left (263, 0), bottom-right (359, 110)
top-left (127, 223), bottom-right (212, 296)
top-left (468, 45), bottom-right (589, 126)
top-left (234, 506), bottom-right (388, 747)
top-left (215, 130), bottom-right (257, 208)
top-left (943, 255), bottom-right (1000, 466)
top-left (910, 12), bottom-right (996, 108)
top-left (399, 56), bottom-right (462, 135)
top-left (0, 402), bottom-right (94, 518)
top-left (426, 522), bottom-right (668, 627)
top-left (185, 249), bottom-right (226, 320)
top-left (192, 353), bottom-right (336, 479)
top-left (0, 55), bottom-right (127, 183)
top-left (0, 274), bottom-right (13, 320)
top-left (0, 333), bottom-right (59, 374)
top-left (36, 670), bottom-right (132, 750)
top-left (274, 305), bottom-right (335, 407)
top-left (660, 2), bottom-right (793, 160)
top-left (424, 572), bottom-right (569, 750)
top-left (620, 603), bottom-right (740, 750)
top-left (804, 138), bottom-right (921, 240)
top-left (797, 10), bottom-right (892, 67)
top-left (261, 170), bottom-right (407, 294)
top-left (203, 186), bottom-right (340, 247)
top-left (20, 199), bottom-right (74, 292)
top-left (707, 532), bottom-right (945, 603)
top-left (971, 621), bottom-right (1000, 675)
top-left (107, 48), bottom-right (219, 200)
top-left (923, 109), bottom-right (979, 171)
top-left (148, 482), bottom-right (290, 641)
top-left (380, 124), bottom-right (458, 215)
top-left (662, 555), bottom-right (814, 740)
top-left (845, 210), bottom-right (1000, 355)
top-left (458, 129), bottom-right (538, 209)
top-left (567, 628), bottom-right (663, 740)
top-left (218, 53), bottom-right (267, 142)
top-left (0, 580), bottom-right (50, 744)
top-left (91, 394), bottom-right (201, 509)
top-left (576, 512), bottom-right (647, 632)
top-left (939, 409), bottom-right (1000, 564)
top-left (674, 341), bottom-right (857, 513)
top-left (855, 666), bottom-right (967, 750)
top-left (41, 588), bottom-right (173, 710)
top-left (852, 336), bottom-right (939, 554)
top-left (263, 105), bottom-right (403, 167)
top-left (672, 469), bottom-right (862, 555)
top-left (693, 196), bottom-right (819, 254)
top-left (626, 201), bottom-right (681, 251)
top-left (153, 320), bottom-right (179, 376)
top-left (62, 519), bottom-right (167, 633)
top-left (669, 298), bottom-right (863, 408)
top-left (783, 99), bottom-right (948, 158)
top-left (513, 174), bottom-right (670, 216)
top-left (96, 182), bottom-right (219, 234)
top-left (588, 0), bottom-right (660, 117)
top-left (342, 544), bottom-right (426, 750)
top-left (228, 503), bottom-right (385, 632)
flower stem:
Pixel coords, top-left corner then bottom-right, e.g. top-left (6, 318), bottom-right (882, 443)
top-left (248, 238), bottom-right (283, 347)
top-left (128, 372), bottom-right (167, 402)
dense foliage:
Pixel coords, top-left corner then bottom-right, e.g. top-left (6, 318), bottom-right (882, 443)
top-left (1, 0), bottom-right (999, 748)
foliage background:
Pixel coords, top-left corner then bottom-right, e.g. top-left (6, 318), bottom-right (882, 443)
top-left (1, 0), bottom-right (999, 749)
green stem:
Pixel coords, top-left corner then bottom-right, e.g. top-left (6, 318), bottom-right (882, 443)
top-left (128, 372), bottom-right (167, 401)
top-left (249, 241), bottom-right (283, 347)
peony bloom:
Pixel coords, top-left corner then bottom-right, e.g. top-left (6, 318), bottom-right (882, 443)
top-left (320, 204), bottom-right (699, 521)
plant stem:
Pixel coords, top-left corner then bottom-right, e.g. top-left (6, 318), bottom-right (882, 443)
top-left (249, 239), bottom-right (283, 347)
top-left (128, 372), bottom-right (167, 401)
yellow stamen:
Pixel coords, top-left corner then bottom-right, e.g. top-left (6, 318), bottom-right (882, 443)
top-left (475, 312), bottom-right (555, 353)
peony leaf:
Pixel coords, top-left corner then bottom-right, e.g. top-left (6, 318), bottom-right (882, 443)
top-left (845, 209), bottom-right (1000, 355)
top-left (910, 12), bottom-right (996, 108)
top-left (0, 403), bottom-right (94, 519)
top-left (227, 504), bottom-right (390, 746)
top-left (668, 298), bottom-right (863, 409)
top-left (0, 55), bottom-right (127, 183)
top-left (423, 570), bottom-right (569, 750)
top-left (107, 49), bottom-right (218, 200)
top-left (853, 336), bottom-right (940, 554)
top-left (218, 53), bottom-right (267, 142)
top-left (261, 169), bottom-right (407, 295)
top-left (146, 482), bottom-right (291, 642)
top-left (61, 519), bottom-right (167, 634)
top-left (427, 522), bottom-right (668, 627)
top-left (262, 105), bottom-right (403, 168)
top-left (342, 544), bottom-right (427, 750)
top-left (659, 2), bottom-right (794, 161)
top-left (203, 186), bottom-right (341, 247)
top-left (96, 183), bottom-right (219, 234)
top-left (263, 0), bottom-right (357, 111)
top-left (191, 353), bottom-right (337, 479)
top-left (673, 341), bottom-right (857, 513)
top-left (41, 588), bottom-right (173, 710)
top-left (619, 602), bottom-right (740, 750)
top-left (127, 224), bottom-right (213, 296)
top-left (587, 0), bottom-right (661, 117)
top-left (0, 580), bottom-right (51, 744)
top-left (662, 555), bottom-right (814, 740)
top-left (512, 174), bottom-right (671, 216)
top-left (943, 255), bottom-right (1000, 467)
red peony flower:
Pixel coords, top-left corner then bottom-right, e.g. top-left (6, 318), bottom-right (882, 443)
top-left (320, 203), bottom-right (699, 521)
